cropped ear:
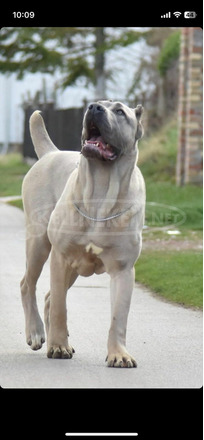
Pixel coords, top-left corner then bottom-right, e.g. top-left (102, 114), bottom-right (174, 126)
top-left (135, 104), bottom-right (143, 121)
top-left (135, 104), bottom-right (144, 140)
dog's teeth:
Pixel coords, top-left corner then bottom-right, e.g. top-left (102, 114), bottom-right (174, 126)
top-left (96, 143), bottom-right (99, 147)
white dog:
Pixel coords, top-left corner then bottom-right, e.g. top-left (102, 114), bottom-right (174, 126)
top-left (20, 100), bottom-right (145, 367)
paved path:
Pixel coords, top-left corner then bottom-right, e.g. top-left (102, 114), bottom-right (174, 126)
top-left (0, 202), bottom-right (202, 388)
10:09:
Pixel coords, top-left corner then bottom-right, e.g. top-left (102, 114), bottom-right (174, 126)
top-left (13, 11), bottom-right (35, 18)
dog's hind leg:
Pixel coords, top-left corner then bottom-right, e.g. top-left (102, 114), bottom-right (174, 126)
top-left (20, 233), bottom-right (51, 350)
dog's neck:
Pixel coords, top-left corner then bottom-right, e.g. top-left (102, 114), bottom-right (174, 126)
top-left (74, 152), bottom-right (137, 219)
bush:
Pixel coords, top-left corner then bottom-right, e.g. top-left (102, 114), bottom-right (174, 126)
top-left (157, 31), bottom-right (181, 76)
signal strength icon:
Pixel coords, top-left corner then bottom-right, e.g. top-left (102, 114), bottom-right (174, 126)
top-left (161, 11), bottom-right (171, 18)
top-left (173, 11), bottom-right (182, 17)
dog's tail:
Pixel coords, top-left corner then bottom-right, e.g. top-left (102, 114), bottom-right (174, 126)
top-left (29, 110), bottom-right (58, 159)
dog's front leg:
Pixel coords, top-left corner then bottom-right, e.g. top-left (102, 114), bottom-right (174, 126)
top-left (107, 267), bottom-right (137, 368)
top-left (47, 248), bottom-right (74, 359)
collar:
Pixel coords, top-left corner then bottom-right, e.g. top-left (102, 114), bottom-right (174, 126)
top-left (73, 201), bottom-right (133, 222)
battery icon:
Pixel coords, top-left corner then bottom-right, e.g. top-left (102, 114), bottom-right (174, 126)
top-left (184, 11), bottom-right (197, 18)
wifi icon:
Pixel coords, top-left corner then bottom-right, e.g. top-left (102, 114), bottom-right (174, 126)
top-left (173, 11), bottom-right (182, 17)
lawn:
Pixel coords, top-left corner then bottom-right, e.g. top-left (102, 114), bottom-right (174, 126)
top-left (144, 182), bottom-right (203, 231)
top-left (0, 154), bottom-right (30, 209)
top-left (138, 119), bottom-right (203, 231)
top-left (0, 154), bottom-right (30, 196)
top-left (136, 250), bottom-right (203, 309)
top-left (136, 118), bottom-right (203, 309)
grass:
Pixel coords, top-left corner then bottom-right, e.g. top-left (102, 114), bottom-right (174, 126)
top-left (136, 251), bottom-right (203, 309)
top-left (8, 199), bottom-right (24, 209)
top-left (138, 119), bottom-right (203, 231)
top-left (0, 153), bottom-right (30, 209)
top-left (138, 118), bottom-right (178, 182)
top-left (0, 154), bottom-right (30, 196)
top-left (145, 182), bottom-right (203, 230)
top-left (136, 118), bottom-right (203, 309)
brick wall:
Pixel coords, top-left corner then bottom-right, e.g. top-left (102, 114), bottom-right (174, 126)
top-left (176, 28), bottom-right (203, 185)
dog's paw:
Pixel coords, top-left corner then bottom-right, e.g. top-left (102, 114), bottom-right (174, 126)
top-left (106, 352), bottom-right (137, 368)
top-left (47, 345), bottom-right (75, 359)
top-left (27, 332), bottom-right (45, 351)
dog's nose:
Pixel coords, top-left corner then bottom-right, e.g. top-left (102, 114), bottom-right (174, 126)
top-left (88, 103), bottom-right (105, 113)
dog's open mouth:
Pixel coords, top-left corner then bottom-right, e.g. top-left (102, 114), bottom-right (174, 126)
top-left (82, 124), bottom-right (118, 161)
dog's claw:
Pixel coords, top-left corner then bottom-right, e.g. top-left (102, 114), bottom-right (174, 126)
top-left (27, 333), bottom-right (45, 351)
top-left (47, 345), bottom-right (75, 359)
top-left (106, 352), bottom-right (137, 368)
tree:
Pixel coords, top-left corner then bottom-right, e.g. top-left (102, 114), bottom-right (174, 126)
top-left (127, 28), bottom-right (181, 127)
top-left (0, 27), bottom-right (181, 131)
top-left (0, 27), bottom-right (146, 98)
top-left (94, 28), bottom-right (106, 98)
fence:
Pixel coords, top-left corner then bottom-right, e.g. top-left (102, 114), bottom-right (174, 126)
top-left (23, 104), bottom-right (84, 159)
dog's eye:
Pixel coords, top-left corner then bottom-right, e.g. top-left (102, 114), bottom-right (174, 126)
top-left (116, 109), bottom-right (125, 116)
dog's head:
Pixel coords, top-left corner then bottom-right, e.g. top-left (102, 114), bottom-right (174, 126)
top-left (81, 100), bottom-right (143, 162)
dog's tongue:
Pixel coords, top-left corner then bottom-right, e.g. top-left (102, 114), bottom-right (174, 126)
top-left (88, 135), bottom-right (104, 145)
top-left (83, 136), bottom-right (116, 160)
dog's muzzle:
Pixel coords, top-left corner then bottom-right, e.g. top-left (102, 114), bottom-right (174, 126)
top-left (81, 103), bottom-right (119, 161)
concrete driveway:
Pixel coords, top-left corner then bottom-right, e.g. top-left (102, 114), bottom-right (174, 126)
top-left (0, 202), bottom-right (202, 388)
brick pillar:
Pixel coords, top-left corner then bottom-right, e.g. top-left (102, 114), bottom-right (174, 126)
top-left (176, 28), bottom-right (203, 185)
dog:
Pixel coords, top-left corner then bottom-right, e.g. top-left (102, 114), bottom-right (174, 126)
top-left (20, 100), bottom-right (145, 367)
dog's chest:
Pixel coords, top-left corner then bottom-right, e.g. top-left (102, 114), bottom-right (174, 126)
top-left (65, 241), bottom-right (105, 277)
top-left (85, 241), bottom-right (103, 255)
